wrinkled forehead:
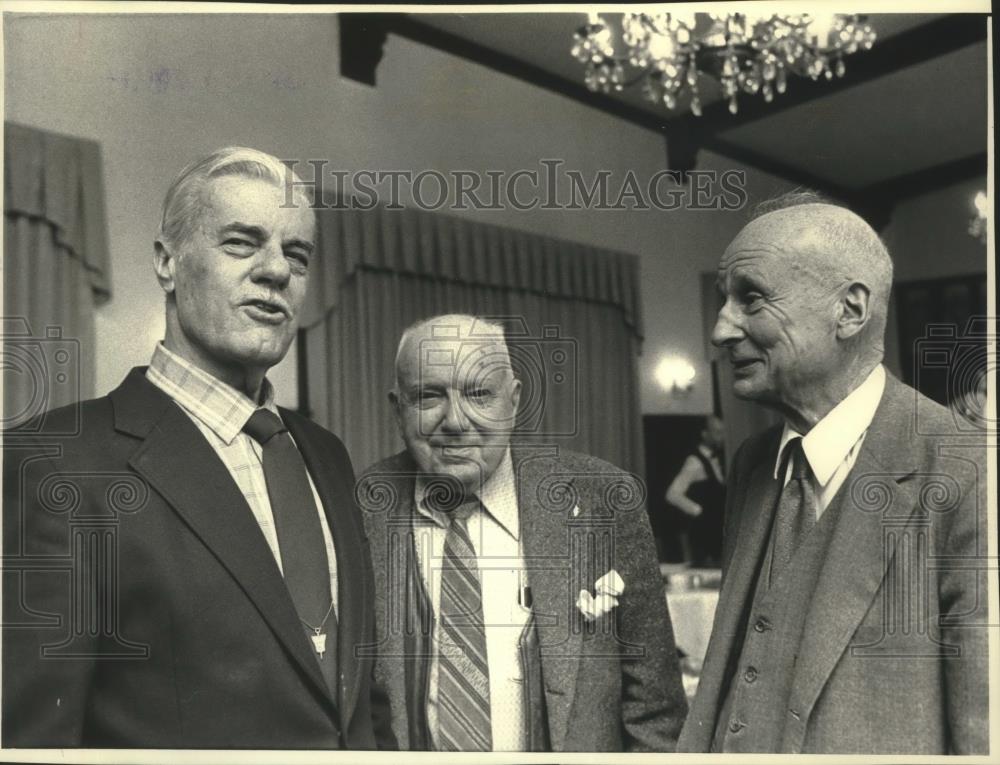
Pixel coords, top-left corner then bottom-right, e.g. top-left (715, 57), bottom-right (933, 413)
top-left (718, 214), bottom-right (832, 286)
top-left (398, 332), bottom-right (511, 384)
top-left (202, 173), bottom-right (313, 215)
top-left (719, 218), bottom-right (790, 271)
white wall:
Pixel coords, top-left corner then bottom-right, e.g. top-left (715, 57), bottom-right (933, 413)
top-left (883, 175), bottom-right (988, 282)
top-left (879, 175), bottom-right (989, 380)
top-left (5, 12), bottom-right (797, 413)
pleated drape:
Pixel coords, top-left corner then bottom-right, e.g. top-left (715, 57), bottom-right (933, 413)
top-left (3, 122), bottom-right (111, 428)
top-left (303, 205), bottom-right (645, 476)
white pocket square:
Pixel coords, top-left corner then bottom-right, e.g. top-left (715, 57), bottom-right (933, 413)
top-left (576, 569), bottom-right (625, 622)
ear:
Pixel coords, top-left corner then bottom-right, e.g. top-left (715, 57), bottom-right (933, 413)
top-left (836, 281), bottom-right (871, 340)
top-left (509, 377), bottom-right (522, 414)
top-left (153, 239), bottom-right (178, 294)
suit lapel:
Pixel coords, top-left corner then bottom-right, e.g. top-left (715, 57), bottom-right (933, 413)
top-left (789, 375), bottom-right (922, 721)
top-left (515, 449), bottom-right (584, 753)
top-left (111, 370), bottom-right (333, 710)
top-left (282, 411), bottom-right (365, 729)
top-left (685, 434), bottom-right (782, 745)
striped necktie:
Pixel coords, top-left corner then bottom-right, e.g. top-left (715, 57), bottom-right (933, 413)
top-left (436, 500), bottom-right (492, 751)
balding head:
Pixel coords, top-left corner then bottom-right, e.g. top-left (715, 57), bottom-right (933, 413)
top-left (713, 193), bottom-right (893, 429)
top-left (743, 197), bottom-right (893, 342)
top-left (393, 314), bottom-right (513, 394)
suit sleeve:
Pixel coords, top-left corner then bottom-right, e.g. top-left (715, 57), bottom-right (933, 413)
top-left (359, 521), bottom-right (397, 751)
top-left (332, 440), bottom-right (398, 750)
top-left (614, 472), bottom-right (689, 752)
top-left (369, 651), bottom-right (398, 748)
top-left (2, 438), bottom-right (97, 746)
top-left (939, 447), bottom-right (990, 754)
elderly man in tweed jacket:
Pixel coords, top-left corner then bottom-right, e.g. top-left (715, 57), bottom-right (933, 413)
top-left (357, 314), bottom-right (687, 752)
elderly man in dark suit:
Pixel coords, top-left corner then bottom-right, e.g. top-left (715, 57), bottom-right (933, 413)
top-left (679, 192), bottom-right (989, 754)
top-left (3, 147), bottom-right (393, 748)
top-left (357, 313), bottom-right (687, 752)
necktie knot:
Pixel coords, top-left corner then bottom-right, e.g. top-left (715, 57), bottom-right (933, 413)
top-left (785, 438), bottom-right (811, 481)
top-left (243, 409), bottom-right (287, 445)
top-left (448, 497), bottom-right (481, 524)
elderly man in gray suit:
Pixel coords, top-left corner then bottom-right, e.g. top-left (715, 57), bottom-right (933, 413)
top-left (357, 313), bottom-right (687, 752)
top-left (679, 192), bottom-right (989, 754)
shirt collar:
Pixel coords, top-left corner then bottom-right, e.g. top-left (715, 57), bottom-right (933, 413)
top-left (774, 364), bottom-right (886, 486)
top-left (415, 448), bottom-right (519, 539)
top-left (146, 342), bottom-right (277, 445)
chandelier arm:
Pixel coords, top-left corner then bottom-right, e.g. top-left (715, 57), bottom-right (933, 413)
top-left (572, 13), bottom-right (876, 116)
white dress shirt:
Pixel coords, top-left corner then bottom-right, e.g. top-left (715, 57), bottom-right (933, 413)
top-left (412, 449), bottom-right (529, 751)
top-left (774, 364), bottom-right (886, 518)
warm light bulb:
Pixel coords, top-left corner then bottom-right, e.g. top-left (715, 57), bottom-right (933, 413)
top-left (974, 190), bottom-right (989, 218)
top-left (807, 14), bottom-right (837, 48)
top-left (655, 356), bottom-right (697, 392)
top-left (647, 32), bottom-right (676, 60)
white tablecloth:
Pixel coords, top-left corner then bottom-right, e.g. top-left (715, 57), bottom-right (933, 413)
top-left (666, 589), bottom-right (719, 667)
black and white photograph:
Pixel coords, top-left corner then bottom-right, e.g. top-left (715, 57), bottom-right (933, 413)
top-left (0, 3), bottom-right (995, 760)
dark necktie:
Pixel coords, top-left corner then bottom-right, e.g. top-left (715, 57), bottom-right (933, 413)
top-left (769, 437), bottom-right (817, 584)
top-left (242, 409), bottom-right (338, 693)
top-left (436, 499), bottom-right (492, 751)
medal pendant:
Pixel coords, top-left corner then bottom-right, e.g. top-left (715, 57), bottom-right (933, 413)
top-left (311, 631), bottom-right (326, 659)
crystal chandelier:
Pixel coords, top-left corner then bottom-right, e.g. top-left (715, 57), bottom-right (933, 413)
top-left (571, 12), bottom-right (876, 116)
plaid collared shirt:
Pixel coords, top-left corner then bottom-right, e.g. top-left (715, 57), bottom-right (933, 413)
top-left (146, 343), bottom-right (338, 613)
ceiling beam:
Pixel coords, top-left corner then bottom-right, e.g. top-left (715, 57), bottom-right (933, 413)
top-left (700, 136), bottom-right (855, 202)
top-left (379, 13), bottom-right (670, 133)
top-left (667, 13), bottom-right (988, 135)
top-left (340, 13), bottom-right (389, 86)
top-left (854, 152), bottom-right (987, 203)
top-left (380, 12), bottom-right (985, 138)
top-left (361, 11), bottom-right (987, 213)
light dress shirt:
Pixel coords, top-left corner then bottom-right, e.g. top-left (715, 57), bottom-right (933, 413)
top-left (773, 364), bottom-right (886, 518)
top-left (146, 342), bottom-right (338, 613)
top-left (412, 449), bottom-right (529, 751)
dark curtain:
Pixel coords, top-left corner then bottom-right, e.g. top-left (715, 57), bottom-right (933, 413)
top-left (301, 205), bottom-right (644, 475)
top-left (3, 122), bottom-right (111, 428)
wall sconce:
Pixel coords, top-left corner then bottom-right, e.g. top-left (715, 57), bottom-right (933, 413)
top-left (969, 189), bottom-right (988, 244)
top-left (655, 355), bottom-right (696, 394)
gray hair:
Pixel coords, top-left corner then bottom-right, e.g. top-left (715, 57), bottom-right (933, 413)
top-left (156, 146), bottom-right (313, 250)
top-left (750, 188), bottom-right (834, 220)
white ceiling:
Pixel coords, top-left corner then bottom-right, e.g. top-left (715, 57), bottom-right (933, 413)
top-left (413, 12), bottom-right (988, 190)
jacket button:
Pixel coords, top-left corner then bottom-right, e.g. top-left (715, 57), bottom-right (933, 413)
top-left (729, 719), bottom-right (745, 734)
top-left (744, 666), bottom-right (758, 683)
top-left (753, 617), bottom-right (771, 632)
